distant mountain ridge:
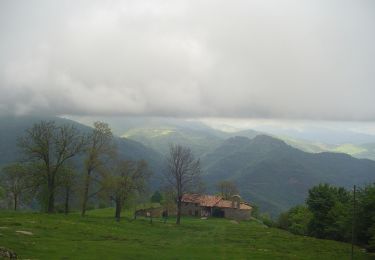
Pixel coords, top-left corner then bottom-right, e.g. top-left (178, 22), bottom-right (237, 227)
top-left (202, 135), bottom-right (375, 216)
top-left (282, 137), bottom-right (375, 161)
top-left (122, 126), bottom-right (224, 157)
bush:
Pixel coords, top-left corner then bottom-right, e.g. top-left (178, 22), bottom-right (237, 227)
top-left (260, 213), bottom-right (275, 227)
top-left (278, 205), bottom-right (312, 236)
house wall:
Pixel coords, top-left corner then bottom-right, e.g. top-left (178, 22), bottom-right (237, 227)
top-left (223, 208), bottom-right (251, 220)
top-left (181, 203), bottom-right (212, 217)
top-left (181, 202), bottom-right (251, 220)
top-left (181, 202), bottom-right (202, 216)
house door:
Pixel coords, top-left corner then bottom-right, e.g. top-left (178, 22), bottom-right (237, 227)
top-left (212, 208), bottom-right (225, 218)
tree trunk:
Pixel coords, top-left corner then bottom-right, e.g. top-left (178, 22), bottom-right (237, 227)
top-left (81, 169), bottom-right (91, 216)
top-left (14, 194), bottom-right (18, 211)
top-left (115, 198), bottom-right (122, 222)
top-left (64, 186), bottom-right (70, 215)
top-left (176, 196), bottom-right (182, 225)
top-left (47, 175), bottom-right (55, 213)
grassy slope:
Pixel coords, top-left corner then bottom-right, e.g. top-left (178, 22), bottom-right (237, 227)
top-left (0, 209), bottom-right (372, 260)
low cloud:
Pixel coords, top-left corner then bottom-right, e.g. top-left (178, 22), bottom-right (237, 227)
top-left (1, 0), bottom-right (374, 120)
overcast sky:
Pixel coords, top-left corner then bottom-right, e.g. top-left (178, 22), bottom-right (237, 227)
top-left (1, 0), bottom-right (375, 121)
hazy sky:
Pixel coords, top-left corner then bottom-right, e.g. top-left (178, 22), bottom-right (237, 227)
top-left (1, 0), bottom-right (375, 121)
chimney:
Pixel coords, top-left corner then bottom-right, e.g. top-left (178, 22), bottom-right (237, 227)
top-left (231, 195), bottom-right (241, 209)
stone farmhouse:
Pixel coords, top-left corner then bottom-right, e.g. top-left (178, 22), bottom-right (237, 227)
top-left (181, 193), bottom-right (252, 220)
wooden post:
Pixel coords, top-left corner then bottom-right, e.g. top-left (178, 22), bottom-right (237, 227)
top-left (351, 185), bottom-right (356, 260)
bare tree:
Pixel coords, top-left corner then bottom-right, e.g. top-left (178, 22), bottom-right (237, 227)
top-left (1, 163), bottom-right (32, 210)
top-left (216, 180), bottom-right (239, 199)
top-left (18, 121), bottom-right (85, 213)
top-left (102, 159), bottom-right (150, 221)
top-left (81, 121), bottom-right (115, 216)
top-left (165, 144), bottom-right (200, 224)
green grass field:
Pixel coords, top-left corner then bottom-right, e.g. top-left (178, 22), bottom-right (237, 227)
top-left (0, 208), bottom-right (372, 259)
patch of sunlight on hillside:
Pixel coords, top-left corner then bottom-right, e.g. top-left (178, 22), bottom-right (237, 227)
top-left (122, 128), bottom-right (175, 138)
top-left (333, 144), bottom-right (367, 155)
top-left (281, 136), bottom-right (332, 153)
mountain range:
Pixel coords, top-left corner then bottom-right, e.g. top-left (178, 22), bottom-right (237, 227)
top-left (1, 116), bottom-right (375, 217)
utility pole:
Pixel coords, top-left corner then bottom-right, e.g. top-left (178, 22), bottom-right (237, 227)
top-left (351, 185), bottom-right (356, 260)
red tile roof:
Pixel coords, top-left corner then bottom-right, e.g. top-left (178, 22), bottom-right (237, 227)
top-left (215, 200), bottom-right (233, 208)
top-left (182, 194), bottom-right (252, 211)
top-left (240, 203), bottom-right (252, 210)
top-left (182, 194), bottom-right (222, 207)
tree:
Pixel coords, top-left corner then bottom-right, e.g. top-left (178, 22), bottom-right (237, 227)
top-left (216, 180), bottom-right (239, 199)
top-left (81, 121), bottom-right (115, 216)
top-left (58, 165), bottom-right (77, 215)
top-left (278, 205), bottom-right (312, 236)
top-left (150, 191), bottom-right (163, 203)
top-left (164, 144), bottom-right (200, 224)
top-left (1, 163), bottom-right (32, 210)
top-left (18, 121), bottom-right (85, 213)
top-left (102, 159), bottom-right (150, 221)
top-left (356, 183), bottom-right (375, 251)
top-left (306, 183), bottom-right (351, 239)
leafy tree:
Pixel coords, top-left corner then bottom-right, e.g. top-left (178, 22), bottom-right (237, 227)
top-left (102, 159), bottom-right (150, 221)
top-left (150, 190), bottom-right (163, 203)
top-left (18, 121), bottom-right (85, 213)
top-left (250, 204), bottom-right (260, 219)
top-left (278, 205), bottom-right (312, 235)
top-left (356, 184), bottom-right (375, 251)
top-left (306, 183), bottom-right (351, 239)
top-left (324, 201), bottom-right (351, 241)
top-left (216, 180), bottom-right (239, 199)
top-left (260, 213), bottom-right (275, 227)
top-left (81, 121), bottom-right (115, 216)
top-left (1, 163), bottom-right (33, 210)
top-left (164, 144), bottom-right (201, 224)
top-left (281, 183), bottom-right (375, 250)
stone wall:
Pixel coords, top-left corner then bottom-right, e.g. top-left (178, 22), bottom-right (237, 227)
top-left (223, 208), bottom-right (251, 220)
top-left (180, 202), bottom-right (251, 220)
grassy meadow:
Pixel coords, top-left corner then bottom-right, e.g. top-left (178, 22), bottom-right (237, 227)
top-left (0, 208), bottom-right (373, 260)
